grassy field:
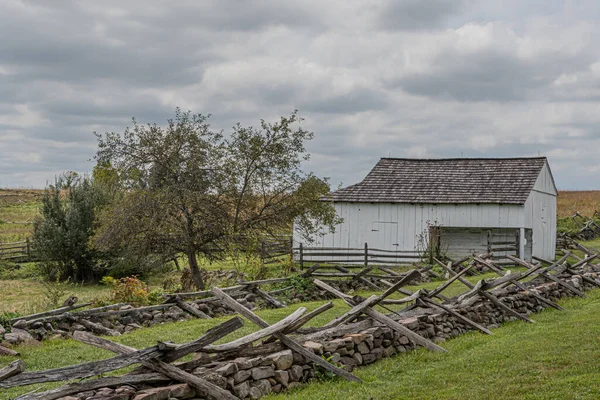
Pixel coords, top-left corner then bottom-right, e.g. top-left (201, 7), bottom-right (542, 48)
top-left (1, 281), bottom-right (599, 399)
top-left (0, 189), bottom-right (41, 242)
top-left (557, 190), bottom-right (600, 218)
top-left (2, 188), bottom-right (600, 398)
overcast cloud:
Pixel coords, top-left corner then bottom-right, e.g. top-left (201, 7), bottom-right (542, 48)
top-left (1, 0), bottom-right (600, 189)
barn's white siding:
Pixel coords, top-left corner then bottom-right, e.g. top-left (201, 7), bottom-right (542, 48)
top-left (297, 202), bottom-right (525, 251)
top-left (523, 161), bottom-right (558, 260)
top-left (295, 160), bottom-right (558, 261)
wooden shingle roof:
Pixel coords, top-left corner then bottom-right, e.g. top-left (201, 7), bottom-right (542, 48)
top-left (326, 157), bottom-right (548, 205)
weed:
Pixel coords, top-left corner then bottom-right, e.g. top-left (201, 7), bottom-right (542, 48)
top-left (40, 277), bottom-right (74, 309)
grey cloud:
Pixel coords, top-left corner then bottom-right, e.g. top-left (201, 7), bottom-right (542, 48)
top-left (377, 0), bottom-right (469, 31)
top-left (1, 0), bottom-right (600, 191)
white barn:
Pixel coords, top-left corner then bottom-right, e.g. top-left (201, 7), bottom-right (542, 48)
top-left (296, 157), bottom-right (557, 262)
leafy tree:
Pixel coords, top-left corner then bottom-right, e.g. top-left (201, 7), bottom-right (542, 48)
top-left (93, 109), bottom-right (340, 289)
top-left (32, 173), bottom-right (106, 281)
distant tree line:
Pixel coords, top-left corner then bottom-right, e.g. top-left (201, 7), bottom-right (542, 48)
top-left (31, 109), bottom-right (340, 289)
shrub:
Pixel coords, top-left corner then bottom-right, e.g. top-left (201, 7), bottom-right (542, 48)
top-left (102, 275), bottom-right (149, 305)
top-left (32, 173), bottom-right (108, 282)
top-left (40, 277), bottom-right (74, 309)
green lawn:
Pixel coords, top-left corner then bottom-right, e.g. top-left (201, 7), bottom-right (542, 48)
top-left (2, 283), bottom-right (600, 399)
top-left (269, 290), bottom-right (600, 400)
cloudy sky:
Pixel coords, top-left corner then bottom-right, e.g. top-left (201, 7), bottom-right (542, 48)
top-left (1, 0), bottom-right (600, 189)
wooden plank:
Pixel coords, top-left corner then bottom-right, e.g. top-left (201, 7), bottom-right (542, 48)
top-left (251, 287), bottom-right (286, 308)
top-left (427, 264), bottom-right (473, 299)
top-left (312, 279), bottom-right (447, 353)
top-left (0, 344), bottom-right (165, 388)
top-left (537, 271), bottom-right (586, 298)
top-left (335, 265), bottom-right (380, 291)
top-left (301, 263), bottom-right (322, 277)
top-left (66, 315), bottom-right (121, 336)
top-left (363, 308), bottom-right (448, 352)
top-left (379, 269), bottom-right (421, 299)
top-left (176, 299), bottom-right (212, 319)
top-left (15, 373), bottom-right (171, 400)
top-left (433, 258), bottom-right (474, 289)
top-left (204, 307), bottom-right (306, 352)
top-left (211, 287), bottom-right (361, 383)
top-left (0, 360), bottom-right (24, 381)
top-left (418, 298), bottom-right (493, 335)
top-left (281, 302), bottom-right (334, 334)
top-left (321, 295), bottom-right (380, 329)
top-left (0, 345), bottom-right (20, 357)
top-left (160, 317), bottom-right (244, 363)
top-left (74, 332), bottom-right (239, 400)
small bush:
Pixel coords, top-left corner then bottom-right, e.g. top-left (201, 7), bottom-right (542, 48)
top-left (0, 312), bottom-right (20, 333)
top-left (102, 276), bottom-right (149, 305)
top-left (40, 278), bottom-right (74, 309)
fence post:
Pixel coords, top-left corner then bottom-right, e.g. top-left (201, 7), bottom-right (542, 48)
top-left (289, 236), bottom-right (294, 261)
top-left (299, 242), bottom-right (304, 269)
top-left (364, 242), bottom-right (369, 269)
top-left (26, 237), bottom-right (31, 260)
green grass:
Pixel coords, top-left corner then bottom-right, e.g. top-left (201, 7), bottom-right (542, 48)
top-left (0, 190), bottom-right (40, 242)
top-left (268, 291), bottom-right (600, 400)
top-left (2, 282), bottom-right (600, 398)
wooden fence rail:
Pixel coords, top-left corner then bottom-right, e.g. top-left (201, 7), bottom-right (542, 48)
top-left (294, 242), bottom-right (424, 269)
top-left (0, 239), bottom-right (31, 261)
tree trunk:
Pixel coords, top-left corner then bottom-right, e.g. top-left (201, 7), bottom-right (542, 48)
top-left (187, 251), bottom-right (204, 290)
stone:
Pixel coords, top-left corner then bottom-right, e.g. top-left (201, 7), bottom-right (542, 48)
top-left (398, 335), bottom-right (410, 345)
top-left (292, 352), bottom-right (306, 364)
top-left (31, 321), bottom-right (43, 329)
top-left (339, 356), bottom-right (357, 367)
top-left (272, 383), bottom-right (283, 393)
top-left (96, 387), bottom-right (116, 396)
top-left (252, 366), bottom-right (275, 380)
top-left (274, 369), bottom-right (289, 387)
top-left (4, 328), bottom-right (34, 344)
top-left (167, 383), bottom-right (195, 399)
top-left (352, 352), bottom-right (363, 365)
top-left (233, 381), bottom-right (251, 398)
top-left (216, 362), bottom-right (238, 376)
top-left (266, 350), bottom-right (293, 370)
top-left (102, 395), bottom-right (131, 400)
top-left (249, 387), bottom-right (262, 400)
top-left (302, 341), bottom-right (323, 354)
top-left (204, 372), bottom-right (228, 388)
top-left (289, 365), bottom-right (304, 382)
top-left (362, 353), bottom-right (377, 364)
top-left (133, 387), bottom-right (171, 400)
top-left (71, 323), bottom-right (86, 331)
top-left (120, 305), bottom-right (134, 310)
top-left (233, 357), bottom-right (254, 370)
top-left (0, 324), bottom-right (5, 335)
top-left (342, 333), bottom-right (370, 344)
top-left (75, 390), bottom-right (95, 398)
top-left (251, 379), bottom-right (272, 398)
top-left (399, 317), bottom-right (419, 330)
top-left (12, 319), bottom-right (27, 329)
top-left (233, 369), bottom-right (252, 384)
top-left (356, 342), bottom-right (370, 355)
top-left (322, 339), bottom-right (345, 353)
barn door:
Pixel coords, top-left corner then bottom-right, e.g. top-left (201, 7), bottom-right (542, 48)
top-left (369, 221), bottom-right (398, 250)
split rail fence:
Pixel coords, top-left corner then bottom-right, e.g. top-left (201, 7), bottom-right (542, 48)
top-left (0, 239), bottom-right (31, 262)
top-left (3, 242), bottom-right (600, 399)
